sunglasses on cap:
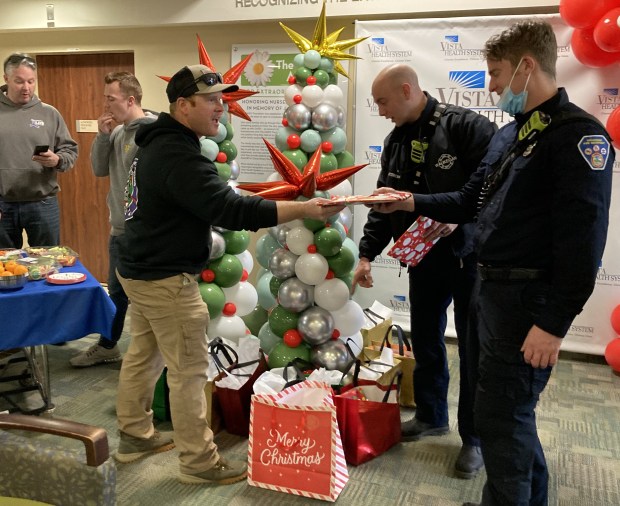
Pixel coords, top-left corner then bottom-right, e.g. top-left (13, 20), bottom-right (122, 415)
top-left (4, 54), bottom-right (37, 73)
top-left (178, 71), bottom-right (224, 98)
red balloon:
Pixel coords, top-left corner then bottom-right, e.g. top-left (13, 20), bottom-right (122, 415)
top-left (306, 76), bottom-right (317, 85)
top-left (572, 28), bottom-right (620, 67)
top-left (283, 329), bottom-right (303, 347)
top-left (293, 94), bottom-right (302, 104)
top-left (607, 106), bottom-right (620, 149)
top-left (560, 0), bottom-right (619, 29)
top-left (611, 304), bottom-right (620, 334)
top-left (282, 118), bottom-right (289, 127)
top-left (216, 151), bottom-right (227, 163)
top-left (287, 134), bottom-right (301, 149)
top-left (223, 302), bottom-right (236, 316)
top-left (321, 141), bottom-right (333, 153)
top-left (288, 75), bottom-right (296, 85)
top-left (604, 338), bottom-right (620, 372)
top-left (594, 8), bottom-right (620, 52)
top-left (201, 269), bottom-right (215, 283)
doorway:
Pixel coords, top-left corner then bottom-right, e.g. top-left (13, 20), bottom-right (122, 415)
top-left (35, 52), bottom-right (135, 282)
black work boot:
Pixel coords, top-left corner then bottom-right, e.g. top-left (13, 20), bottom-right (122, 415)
top-left (455, 444), bottom-right (484, 479)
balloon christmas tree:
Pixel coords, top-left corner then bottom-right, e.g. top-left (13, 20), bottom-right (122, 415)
top-left (238, 1), bottom-right (370, 373)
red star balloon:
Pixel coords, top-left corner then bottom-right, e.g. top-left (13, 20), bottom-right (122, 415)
top-left (158, 34), bottom-right (258, 121)
top-left (237, 139), bottom-right (367, 200)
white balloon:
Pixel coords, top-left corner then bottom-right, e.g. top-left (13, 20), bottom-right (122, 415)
top-left (322, 84), bottom-right (344, 107)
top-left (222, 281), bottom-right (258, 317)
top-left (328, 179), bottom-right (353, 197)
top-left (339, 207), bottom-right (353, 231)
top-left (286, 226), bottom-right (315, 256)
top-left (285, 219), bottom-right (305, 229)
top-left (236, 250), bottom-right (254, 275)
top-left (207, 314), bottom-right (248, 344)
top-left (330, 300), bottom-right (365, 337)
top-left (295, 253), bottom-right (329, 286)
top-left (284, 84), bottom-right (303, 106)
top-left (199, 138), bottom-right (219, 161)
top-left (314, 278), bottom-right (350, 312)
top-left (339, 331), bottom-right (364, 357)
top-left (211, 122), bottom-right (227, 143)
top-left (302, 84), bottom-right (324, 109)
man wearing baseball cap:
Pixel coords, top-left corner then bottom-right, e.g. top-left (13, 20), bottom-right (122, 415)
top-left (113, 64), bottom-right (345, 485)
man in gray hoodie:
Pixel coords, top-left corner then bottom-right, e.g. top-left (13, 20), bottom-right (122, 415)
top-left (0, 53), bottom-right (78, 248)
top-left (70, 72), bottom-right (156, 368)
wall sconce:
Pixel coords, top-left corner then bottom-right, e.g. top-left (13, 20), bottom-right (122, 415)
top-left (46, 4), bottom-right (55, 28)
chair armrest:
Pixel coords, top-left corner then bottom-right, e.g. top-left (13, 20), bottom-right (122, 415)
top-left (0, 413), bottom-right (109, 466)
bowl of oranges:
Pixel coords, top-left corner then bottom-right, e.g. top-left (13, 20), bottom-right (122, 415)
top-left (0, 260), bottom-right (29, 290)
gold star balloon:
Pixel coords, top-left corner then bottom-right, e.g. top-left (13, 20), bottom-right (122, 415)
top-left (279, 0), bottom-right (367, 78)
top-left (237, 139), bottom-right (367, 201)
top-left (158, 34), bottom-right (258, 121)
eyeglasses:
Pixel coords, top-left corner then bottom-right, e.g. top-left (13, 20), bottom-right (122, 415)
top-left (3, 54), bottom-right (37, 73)
top-left (178, 72), bottom-right (223, 98)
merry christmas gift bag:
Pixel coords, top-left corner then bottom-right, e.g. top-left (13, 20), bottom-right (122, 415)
top-left (248, 381), bottom-right (349, 502)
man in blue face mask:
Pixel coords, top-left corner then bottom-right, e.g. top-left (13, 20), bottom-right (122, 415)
top-left (364, 19), bottom-right (614, 506)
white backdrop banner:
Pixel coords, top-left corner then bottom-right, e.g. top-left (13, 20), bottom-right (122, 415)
top-left (352, 14), bottom-right (620, 355)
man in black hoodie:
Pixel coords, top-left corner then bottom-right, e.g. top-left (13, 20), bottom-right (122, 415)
top-left (114, 64), bottom-right (345, 485)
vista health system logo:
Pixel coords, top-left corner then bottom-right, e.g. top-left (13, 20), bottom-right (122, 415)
top-left (390, 294), bottom-right (409, 312)
top-left (362, 145), bottom-right (382, 166)
top-left (440, 34), bottom-right (484, 58)
top-left (598, 88), bottom-right (619, 111)
top-left (364, 36), bottom-right (413, 59)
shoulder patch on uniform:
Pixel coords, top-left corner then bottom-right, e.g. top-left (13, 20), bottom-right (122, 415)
top-left (577, 135), bottom-right (610, 171)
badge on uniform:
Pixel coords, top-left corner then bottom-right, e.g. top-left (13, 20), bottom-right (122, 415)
top-left (577, 135), bottom-right (610, 171)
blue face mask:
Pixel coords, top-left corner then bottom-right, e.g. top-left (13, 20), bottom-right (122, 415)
top-left (496, 58), bottom-right (531, 116)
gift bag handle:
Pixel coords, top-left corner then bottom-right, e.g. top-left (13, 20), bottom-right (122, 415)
top-left (363, 308), bottom-right (385, 325)
top-left (380, 324), bottom-right (412, 356)
top-left (227, 350), bottom-right (267, 378)
top-left (282, 358), bottom-right (313, 388)
top-left (208, 337), bottom-right (239, 374)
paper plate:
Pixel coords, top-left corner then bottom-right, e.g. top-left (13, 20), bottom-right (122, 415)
top-left (47, 272), bottom-right (87, 285)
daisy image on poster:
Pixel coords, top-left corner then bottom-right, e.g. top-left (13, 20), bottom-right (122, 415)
top-left (244, 50), bottom-right (274, 86)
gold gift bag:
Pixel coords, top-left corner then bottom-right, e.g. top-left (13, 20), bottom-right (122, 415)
top-left (360, 308), bottom-right (393, 350)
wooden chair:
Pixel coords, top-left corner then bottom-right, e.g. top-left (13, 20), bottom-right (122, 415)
top-left (0, 413), bottom-right (116, 505)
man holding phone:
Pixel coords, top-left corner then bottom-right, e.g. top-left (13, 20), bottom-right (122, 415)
top-left (0, 52), bottom-right (78, 248)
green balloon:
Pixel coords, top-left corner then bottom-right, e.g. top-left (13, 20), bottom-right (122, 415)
top-left (313, 69), bottom-right (330, 88)
top-left (242, 304), bottom-right (269, 336)
top-left (223, 230), bottom-right (250, 255)
top-left (282, 149), bottom-right (308, 172)
top-left (268, 341), bottom-right (311, 369)
top-left (214, 161), bottom-right (231, 181)
top-left (219, 140), bottom-right (238, 161)
top-left (258, 321), bottom-right (283, 354)
top-left (209, 253), bottom-right (243, 288)
top-left (336, 150), bottom-right (355, 168)
top-left (269, 305), bottom-right (300, 337)
top-left (256, 233), bottom-right (280, 268)
top-left (327, 247), bottom-right (355, 277)
top-left (199, 282), bottom-right (226, 318)
top-left (340, 272), bottom-right (354, 291)
top-left (319, 152), bottom-right (338, 173)
top-left (269, 275), bottom-right (285, 298)
top-left (303, 218), bottom-right (326, 232)
top-left (329, 72), bottom-right (338, 85)
top-left (225, 122), bottom-right (234, 141)
top-left (294, 66), bottom-right (312, 86)
top-left (314, 227), bottom-right (343, 257)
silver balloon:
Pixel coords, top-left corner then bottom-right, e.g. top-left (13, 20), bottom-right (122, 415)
top-left (298, 306), bottom-right (334, 346)
top-left (269, 224), bottom-right (290, 247)
top-left (268, 248), bottom-right (298, 280)
top-left (285, 103), bottom-right (312, 130)
top-left (278, 277), bottom-right (314, 313)
top-left (229, 159), bottom-right (240, 180)
top-left (336, 105), bottom-right (346, 128)
top-left (311, 103), bottom-right (338, 132)
top-left (209, 230), bottom-right (226, 260)
top-left (227, 179), bottom-right (240, 195)
top-left (310, 339), bottom-right (354, 372)
top-left (212, 226), bottom-right (229, 234)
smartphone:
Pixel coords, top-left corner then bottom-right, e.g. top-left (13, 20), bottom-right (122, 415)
top-left (33, 145), bottom-right (49, 156)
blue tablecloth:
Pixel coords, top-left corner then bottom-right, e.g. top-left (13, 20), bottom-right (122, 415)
top-left (0, 261), bottom-right (116, 350)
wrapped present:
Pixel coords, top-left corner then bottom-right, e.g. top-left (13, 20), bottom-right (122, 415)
top-left (387, 216), bottom-right (439, 267)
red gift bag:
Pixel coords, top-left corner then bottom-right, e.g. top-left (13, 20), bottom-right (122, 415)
top-left (248, 381), bottom-right (349, 502)
top-left (335, 369), bottom-right (402, 465)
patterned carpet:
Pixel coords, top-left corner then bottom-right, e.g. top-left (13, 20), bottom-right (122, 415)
top-left (2, 330), bottom-right (619, 506)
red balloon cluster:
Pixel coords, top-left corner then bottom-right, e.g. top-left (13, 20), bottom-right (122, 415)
top-left (605, 304), bottom-right (620, 373)
top-left (561, 0), bottom-right (620, 66)
top-left (561, 0), bottom-right (620, 148)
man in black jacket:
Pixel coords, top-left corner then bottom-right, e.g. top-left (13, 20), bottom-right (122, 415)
top-left (352, 63), bottom-right (497, 479)
top-left (114, 64), bottom-right (345, 486)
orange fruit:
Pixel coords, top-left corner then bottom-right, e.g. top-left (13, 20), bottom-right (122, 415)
top-left (12, 265), bottom-right (28, 275)
top-left (1, 271), bottom-right (13, 277)
top-left (4, 260), bottom-right (17, 272)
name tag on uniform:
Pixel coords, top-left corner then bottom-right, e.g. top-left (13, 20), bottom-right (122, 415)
top-left (577, 135), bottom-right (610, 171)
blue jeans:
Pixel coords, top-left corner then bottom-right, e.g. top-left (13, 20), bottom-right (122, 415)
top-left (98, 235), bottom-right (129, 348)
top-left (474, 279), bottom-right (552, 506)
top-left (0, 197), bottom-right (60, 248)
top-left (408, 242), bottom-right (479, 446)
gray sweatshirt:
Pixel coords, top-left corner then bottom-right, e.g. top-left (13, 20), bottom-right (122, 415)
top-left (90, 112), bottom-right (157, 236)
top-left (0, 86), bottom-right (78, 201)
